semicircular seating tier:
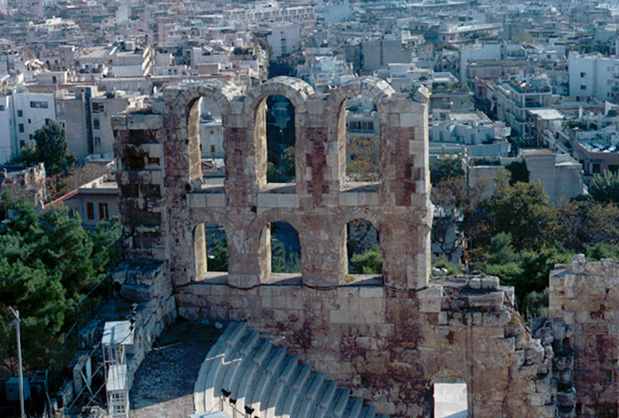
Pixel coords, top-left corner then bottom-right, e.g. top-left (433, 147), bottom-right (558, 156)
top-left (194, 322), bottom-right (389, 418)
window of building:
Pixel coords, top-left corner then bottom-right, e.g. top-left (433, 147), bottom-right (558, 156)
top-left (580, 85), bottom-right (586, 90)
top-left (30, 101), bottom-right (48, 108)
top-left (99, 203), bottom-right (109, 220)
top-left (18, 124), bottom-right (24, 133)
top-left (580, 72), bottom-right (586, 78)
top-left (92, 102), bottom-right (105, 112)
top-left (93, 119), bottom-right (100, 129)
top-left (94, 136), bottom-right (101, 145)
top-left (592, 163), bottom-right (601, 174)
top-left (28, 119), bottom-right (31, 124)
top-left (17, 110), bottom-right (22, 117)
top-left (87, 202), bottom-right (94, 220)
top-left (210, 145), bottom-right (216, 153)
top-left (609, 165), bottom-right (619, 173)
top-left (0, 105), bottom-right (4, 111)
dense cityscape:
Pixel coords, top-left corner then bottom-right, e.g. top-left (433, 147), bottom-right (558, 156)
top-left (2, 0), bottom-right (619, 417)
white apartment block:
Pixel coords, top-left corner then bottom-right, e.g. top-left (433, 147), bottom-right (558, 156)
top-left (568, 52), bottom-right (619, 101)
top-left (222, 2), bottom-right (314, 25)
top-left (266, 23), bottom-right (301, 58)
top-left (0, 91), bottom-right (56, 164)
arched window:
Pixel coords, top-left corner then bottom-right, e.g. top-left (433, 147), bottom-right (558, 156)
top-left (194, 223), bottom-right (228, 280)
top-left (345, 95), bottom-right (380, 182)
top-left (346, 219), bottom-right (381, 276)
top-left (186, 94), bottom-right (226, 186)
top-left (263, 95), bottom-right (296, 184)
top-left (199, 97), bottom-right (225, 179)
top-left (269, 221), bottom-right (301, 274)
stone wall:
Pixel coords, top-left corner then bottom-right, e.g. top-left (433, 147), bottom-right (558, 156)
top-left (176, 276), bottom-right (554, 417)
top-left (549, 255), bottom-right (619, 418)
top-left (112, 77), bottom-right (557, 417)
top-left (111, 260), bottom-right (177, 388)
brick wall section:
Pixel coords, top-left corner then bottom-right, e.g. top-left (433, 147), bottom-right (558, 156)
top-left (549, 256), bottom-right (619, 418)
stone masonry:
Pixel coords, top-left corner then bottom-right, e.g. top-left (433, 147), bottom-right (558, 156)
top-left (112, 77), bottom-right (558, 417)
top-left (550, 256), bottom-right (619, 418)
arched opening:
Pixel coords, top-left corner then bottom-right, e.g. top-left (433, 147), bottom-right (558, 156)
top-left (198, 97), bottom-right (225, 180)
top-left (345, 95), bottom-right (379, 182)
top-left (194, 223), bottom-right (228, 279)
top-left (433, 377), bottom-right (468, 418)
top-left (204, 223), bottom-right (228, 272)
top-left (269, 221), bottom-right (301, 274)
top-left (346, 219), bottom-right (381, 275)
top-left (263, 95), bottom-right (296, 184)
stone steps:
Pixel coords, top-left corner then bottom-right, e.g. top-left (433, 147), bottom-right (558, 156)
top-left (194, 322), bottom-right (387, 418)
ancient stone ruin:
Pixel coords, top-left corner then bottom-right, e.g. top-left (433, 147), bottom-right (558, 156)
top-left (110, 76), bottom-right (618, 417)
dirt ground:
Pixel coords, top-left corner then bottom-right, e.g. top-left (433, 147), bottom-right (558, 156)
top-left (130, 320), bottom-right (221, 418)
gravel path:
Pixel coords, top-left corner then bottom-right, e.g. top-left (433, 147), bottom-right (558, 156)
top-left (130, 321), bottom-right (221, 418)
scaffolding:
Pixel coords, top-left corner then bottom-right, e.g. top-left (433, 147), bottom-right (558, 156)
top-left (102, 321), bottom-right (133, 418)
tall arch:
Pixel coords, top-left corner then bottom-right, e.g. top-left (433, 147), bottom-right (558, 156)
top-left (243, 77), bottom-right (314, 188)
top-left (162, 80), bottom-right (239, 189)
top-left (325, 77), bottom-right (396, 188)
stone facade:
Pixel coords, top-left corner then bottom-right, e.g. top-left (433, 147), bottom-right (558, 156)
top-left (112, 77), bottom-right (558, 417)
top-left (550, 256), bottom-right (619, 418)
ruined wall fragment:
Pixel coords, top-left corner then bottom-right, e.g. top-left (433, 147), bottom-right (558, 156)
top-left (550, 256), bottom-right (619, 418)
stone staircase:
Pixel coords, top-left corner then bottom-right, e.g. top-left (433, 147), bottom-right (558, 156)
top-left (194, 322), bottom-right (388, 418)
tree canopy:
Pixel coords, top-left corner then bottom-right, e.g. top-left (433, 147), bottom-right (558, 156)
top-left (19, 120), bottom-right (75, 176)
top-left (447, 166), bottom-right (619, 319)
top-left (589, 170), bottom-right (619, 204)
top-left (431, 155), bottom-right (465, 185)
top-left (462, 170), bottom-right (557, 252)
top-left (0, 198), bottom-right (120, 372)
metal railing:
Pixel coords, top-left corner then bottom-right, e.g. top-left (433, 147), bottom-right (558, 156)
top-left (46, 237), bottom-right (123, 396)
top-left (46, 273), bottom-right (114, 397)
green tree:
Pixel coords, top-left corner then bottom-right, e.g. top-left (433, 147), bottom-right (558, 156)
top-left (431, 155), bottom-right (464, 185)
top-left (556, 198), bottom-right (619, 250)
top-left (0, 199), bottom-right (120, 371)
top-left (207, 236), bottom-right (229, 272)
top-left (19, 120), bottom-right (75, 176)
top-left (585, 242), bottom-right (619, 260)
top-left (480, 236), bottom-right (572, 319)
top-left (589, 170), bottom-right (619, 204)
top-left (505, 161), bottom-right (529, 185)
top-left (271, 238), bottom-right (301, 273)
top-left (349, 246), bottom-right (382, 275)
top-left (91, 217), bottom-right (123, 274)
top-left (463, 170), bottom-right (557, 252)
